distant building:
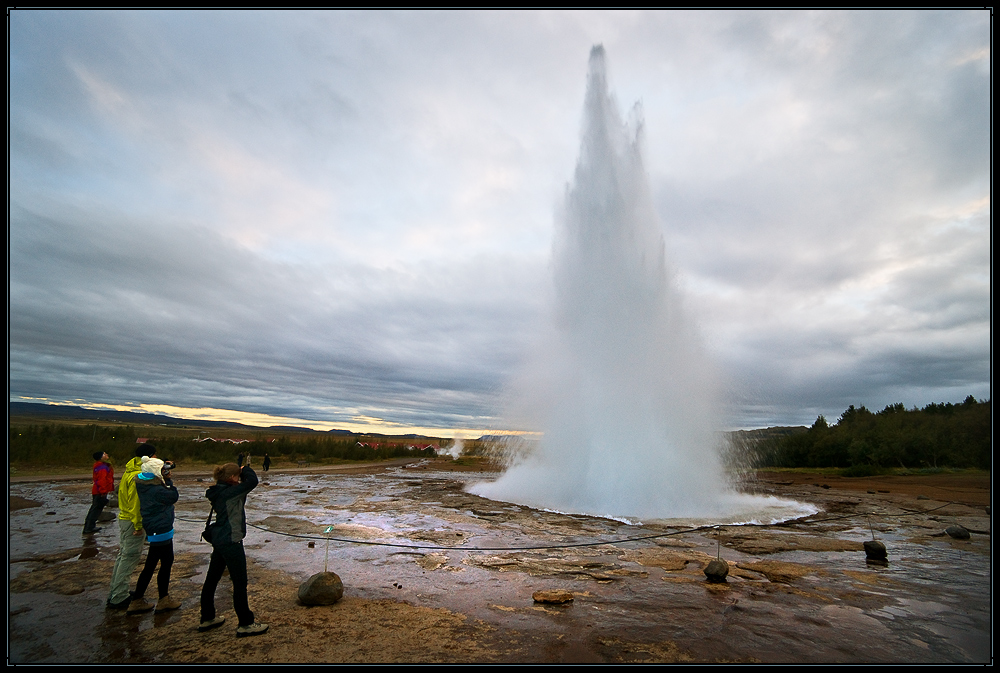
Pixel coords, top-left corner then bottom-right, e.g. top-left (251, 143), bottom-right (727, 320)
top-left (192, 437), bottom-right (250, 444)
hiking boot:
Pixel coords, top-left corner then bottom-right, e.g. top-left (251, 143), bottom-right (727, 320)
top-left (155, 595), bottom-right (182, 612)
top-left (106, 596), bottom-right (131, 611)
top-left (198, 616), bottom-right (226, 632)
top-left (236, 622), bottom-right (269, 638)
top-left (126, 598), bottom-right (155, 614)
top-left (82, 528), bottom-right (102, 535)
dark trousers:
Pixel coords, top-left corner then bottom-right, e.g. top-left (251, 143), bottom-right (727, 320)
top-left (83, 494), bottom-right (108, 533)
top-left (134, 541), bottom-right (174, 599)
top-left (201, 541), bottom-right (254, 626)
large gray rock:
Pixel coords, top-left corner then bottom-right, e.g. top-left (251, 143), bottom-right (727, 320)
top-left (863, 540), bottom-right (888, 561)
top-left (298, 571), bottom-right (344, 605)
top-left (704, 558), bottom-right (729, 583)
top-left (945, 525), bottom-right (971, 540)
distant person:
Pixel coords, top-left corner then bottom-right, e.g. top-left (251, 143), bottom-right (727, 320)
top-left (83, 451), bottom-right (114, 535)
top-left (127, 456), bottom-right (181, 614)
top-left (199, 462), bottom-right (268, 637)
top-left (262, 453), bottom-right (270, 472)
top-left (107, 444), bottom-right (153, 610)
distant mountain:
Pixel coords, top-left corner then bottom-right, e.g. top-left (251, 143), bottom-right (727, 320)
top-left (7, 402), bottom-right (349, 434)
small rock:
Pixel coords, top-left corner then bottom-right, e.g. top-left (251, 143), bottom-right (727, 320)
top-left (916, 495), bottom-right (929, 500)
top-left (533, 590), bottom-right (574, 604)
top-left (863, 540), bottom-right (888, 561)
top-left (298, 571), bottom-right (344, 605)
top-left (821, 484), bottom-right (831, 489)
top-left (704, 558), bottom-right (730, 583)
top-left (308, 541), bottom-right (315, 548)
top-left (945, 525), bottom-right (970, 540)
top-left (867, 490), bottom-right (877, 494)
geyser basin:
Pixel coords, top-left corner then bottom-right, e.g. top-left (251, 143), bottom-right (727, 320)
top-left (472, 46), bottom-right (808, 523)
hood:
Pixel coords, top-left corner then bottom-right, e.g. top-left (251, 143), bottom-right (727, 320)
top-left (124, 456), bottom-right (144, 475)
top-left (205, 482), bottom-right (226, 503)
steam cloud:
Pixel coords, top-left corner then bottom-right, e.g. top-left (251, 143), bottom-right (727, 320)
top-left (472, 46), bottom-right (812, 522)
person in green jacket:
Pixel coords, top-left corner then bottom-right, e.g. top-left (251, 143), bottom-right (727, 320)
top-left (106, 444), bottom-right (155, 610)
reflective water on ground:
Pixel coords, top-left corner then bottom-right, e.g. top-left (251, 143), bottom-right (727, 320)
top-left (9, 465), bottom-right (991, 663)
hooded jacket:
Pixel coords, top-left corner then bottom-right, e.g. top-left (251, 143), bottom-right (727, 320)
top-left (205, 465), bottom-right (258, 546)
top-left (92, 460), bottom-right (114, 496)
top-left (135, 474), bottom-right (178, 541)
top-left (117, 457), bottom-right (144, 528)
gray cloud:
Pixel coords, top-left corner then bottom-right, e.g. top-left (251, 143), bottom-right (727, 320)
top-left (9, 10), bottom-right (989, 431)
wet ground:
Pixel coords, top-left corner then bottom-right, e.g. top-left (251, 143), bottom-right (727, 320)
top-left (8, 461), bottom-right (992, 663)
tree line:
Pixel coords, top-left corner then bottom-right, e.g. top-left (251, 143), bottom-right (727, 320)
top-left (8, 424), bottom-right (439, 468)
top-left (750, 396), bottom-right (990, 472)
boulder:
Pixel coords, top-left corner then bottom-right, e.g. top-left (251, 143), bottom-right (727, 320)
top-left (704, 558), bottom-right (729, 583)
top-left (945, 525), bottom-right (971, 540)
top-left (298, 571), bottom-right (344, 605)
top-left (863, 540), bottom-right (888, 561)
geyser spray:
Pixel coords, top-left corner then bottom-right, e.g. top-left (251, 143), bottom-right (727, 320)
top-left (472, 47), bottom-right (812, 523)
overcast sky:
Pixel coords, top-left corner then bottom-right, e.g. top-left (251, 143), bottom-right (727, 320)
top-left (9, 10), bottom-right (990, 434)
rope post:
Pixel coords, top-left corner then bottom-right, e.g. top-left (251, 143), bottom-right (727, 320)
top-left (704, 525), bottom-right (729, 583)
top-left (324, 525), bottom-right (335, 572)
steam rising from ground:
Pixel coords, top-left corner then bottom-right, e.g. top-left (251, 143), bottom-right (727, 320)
top-left (437, 437), bottom-right (465, 460)
top-left (471, 47), bottom-right (811, 523)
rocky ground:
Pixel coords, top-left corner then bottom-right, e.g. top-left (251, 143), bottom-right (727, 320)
top-left (8, 461), bottom-right (991, 664)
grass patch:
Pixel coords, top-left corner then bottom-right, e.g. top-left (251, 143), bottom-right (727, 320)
top-left (840, 464), bottom-right (889, 478)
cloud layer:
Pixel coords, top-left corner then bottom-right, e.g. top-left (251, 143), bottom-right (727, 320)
top-left (10, 10), bottom-right (990, 431)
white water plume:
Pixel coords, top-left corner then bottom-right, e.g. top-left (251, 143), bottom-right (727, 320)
top-left (438, 437), bottom-right (465, 460)
top-left (471, 46), bottom-right (810, 522)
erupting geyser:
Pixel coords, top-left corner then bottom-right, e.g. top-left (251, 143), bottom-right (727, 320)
top-left (472, 46), bottom-right (812, 523)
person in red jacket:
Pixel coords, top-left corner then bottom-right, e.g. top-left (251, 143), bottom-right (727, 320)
top-left (84, 451), bottom-right (114, 535)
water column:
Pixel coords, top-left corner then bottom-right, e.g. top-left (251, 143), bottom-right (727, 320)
top-left (472, 46), bottom-right (729, 520)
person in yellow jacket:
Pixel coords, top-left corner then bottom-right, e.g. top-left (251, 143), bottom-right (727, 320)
top-left (106, 444), bottom-right (156, 610)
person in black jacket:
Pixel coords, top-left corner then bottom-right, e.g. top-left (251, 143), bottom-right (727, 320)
top-left (198, 462), bottom-right (268, 637)
top-left (127, 456), bottom-right (181, 614)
